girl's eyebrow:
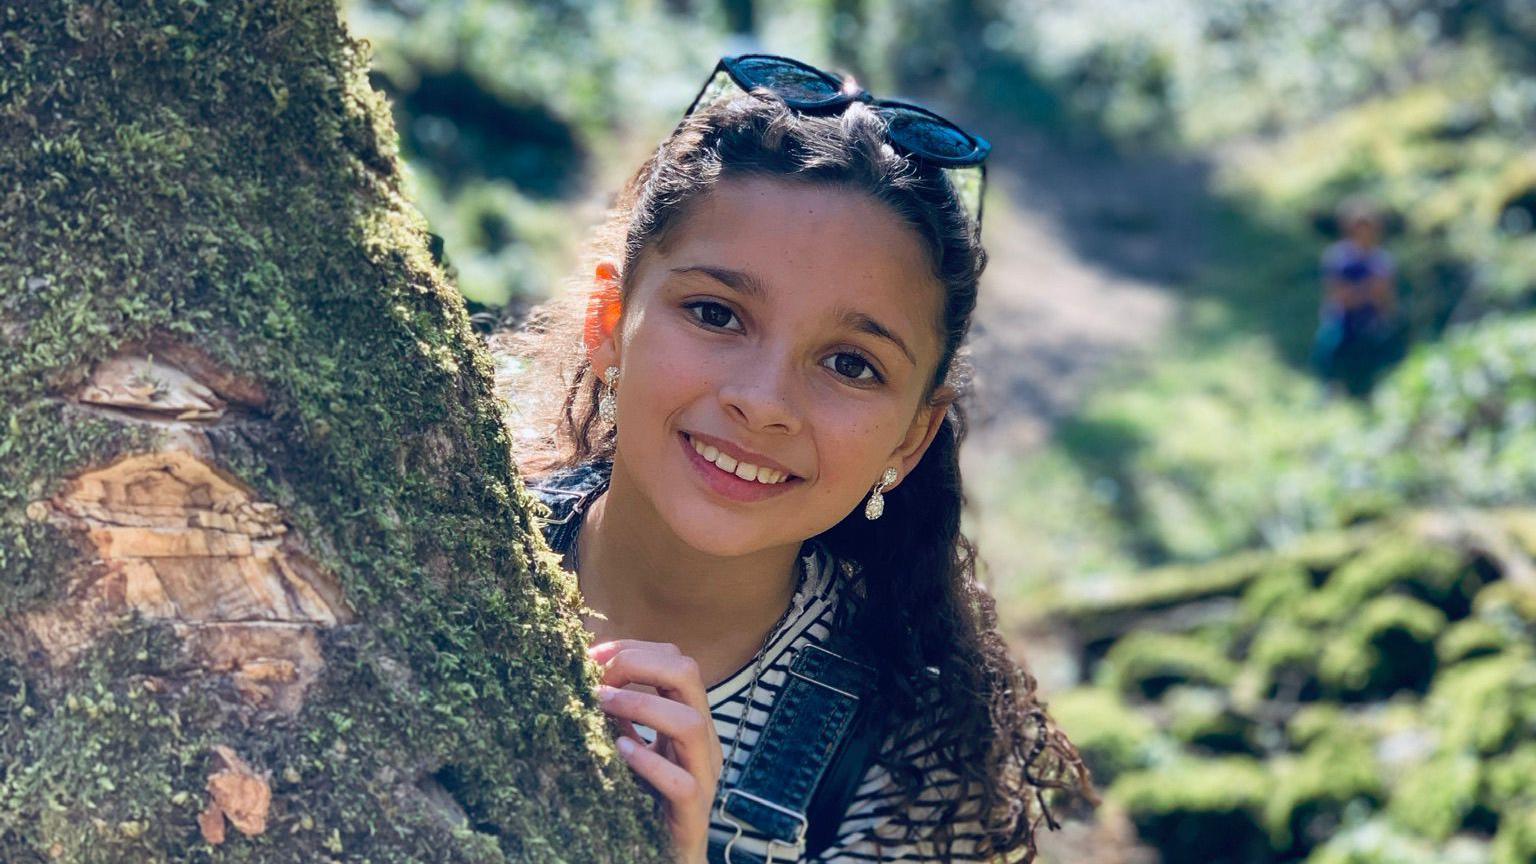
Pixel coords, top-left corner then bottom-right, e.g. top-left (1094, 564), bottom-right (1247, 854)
top-left (670, 265), bottom-right (916, 367)
top-left (833, 307), bottom-right (916, 366)
top-left (669, 265), bottom-right (767, 299)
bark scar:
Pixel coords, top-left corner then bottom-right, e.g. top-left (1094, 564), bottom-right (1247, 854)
top-left (13, 448), bottom-right (353, 715)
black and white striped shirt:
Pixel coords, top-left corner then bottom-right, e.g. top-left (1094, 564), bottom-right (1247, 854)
top-left (628, 540), bottom-right (1017, 863)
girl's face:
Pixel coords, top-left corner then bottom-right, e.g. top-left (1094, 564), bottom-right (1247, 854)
top-left (589, 174), bottom-right (954, 559)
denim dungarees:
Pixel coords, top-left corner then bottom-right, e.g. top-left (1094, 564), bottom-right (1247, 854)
top-left (525, 459), bottom-right (885, 863)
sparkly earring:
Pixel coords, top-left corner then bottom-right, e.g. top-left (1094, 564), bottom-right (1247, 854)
top-left (863, 466), bottom-right (900, 520)
top-left (597, 365), bottom-right (620, 426)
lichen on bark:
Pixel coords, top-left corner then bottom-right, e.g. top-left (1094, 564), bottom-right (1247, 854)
top-left (0, 1), bottom-right (669, 860)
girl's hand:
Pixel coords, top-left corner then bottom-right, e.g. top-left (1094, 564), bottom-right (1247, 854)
top-left (589, 640), bottom-right (722, 864)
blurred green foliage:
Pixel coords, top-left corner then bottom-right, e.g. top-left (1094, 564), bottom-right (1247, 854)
top-left (1049, 511), bottom-right (1536, 863)
top-left (344, 0), bottom-right (721, 305)
top-left (982, 0), bottom-right (1536, 590)
top-left (341, 0), bottom-right (1011, 308)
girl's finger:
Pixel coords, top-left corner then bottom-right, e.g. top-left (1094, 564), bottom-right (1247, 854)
top-left (598, 648), bottom-right (708, 709)
top-left (617, 735), bottom-right (706, 807)
top-left (587, 639), bottom-right (682, 664)
top-left (597, 686), bottom-right (719, 778)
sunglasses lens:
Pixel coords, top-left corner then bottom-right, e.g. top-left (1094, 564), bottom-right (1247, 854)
top-left (884, 108), bottom-right (979, 161)
top-left (734, 56), bottom-right (841, 103)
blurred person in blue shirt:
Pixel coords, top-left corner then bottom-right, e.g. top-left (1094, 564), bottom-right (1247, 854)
top-left (1311, 196), bottom-right (1403, 397)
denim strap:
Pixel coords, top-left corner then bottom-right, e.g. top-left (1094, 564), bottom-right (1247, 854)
top-left (525, 459), bottom-right (612, 560)
top-left (529, 461), bottom-right (884, 863)
top-left (713, 635), bottom-right (880, 863)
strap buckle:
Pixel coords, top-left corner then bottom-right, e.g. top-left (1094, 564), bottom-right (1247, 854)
top-left (788, 643), bottom-right (875, 701)
top-left (718, 789), bottom-right (807, 864)
top-left (525, 484), bottom-right (584, 526)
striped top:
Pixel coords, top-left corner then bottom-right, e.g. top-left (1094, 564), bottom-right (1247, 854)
top-left (626, 539), bottom-right (1018, 863)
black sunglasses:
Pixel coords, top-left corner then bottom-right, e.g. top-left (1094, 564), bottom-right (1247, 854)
top-left (680, 53), bottom-right (990, 229)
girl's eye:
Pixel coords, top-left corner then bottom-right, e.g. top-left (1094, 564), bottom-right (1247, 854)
top-left (822, 351), bottom-right (883, 386)
top-left (682, 300), bottom-right (742, 331)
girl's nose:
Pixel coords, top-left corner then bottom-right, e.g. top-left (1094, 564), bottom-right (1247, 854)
top-left (718, 353), bottom-right (802, 436)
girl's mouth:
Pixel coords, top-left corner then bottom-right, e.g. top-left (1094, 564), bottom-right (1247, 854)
top-left (679, 432), bottom-right (802, 503)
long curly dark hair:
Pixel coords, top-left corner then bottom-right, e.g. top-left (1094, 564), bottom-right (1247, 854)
top-left (491, 79), bottom-right (1096, 860)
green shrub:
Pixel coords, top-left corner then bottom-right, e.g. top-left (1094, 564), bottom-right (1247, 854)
top-left (1044, 687), bottom-right (1162, 785)
top-left (1387, 751), bottom-right (1482, 843)
top-left (1111, 756), bottom-right (1272, 864)
top-left (1318, 595), bottom-right (1446, 700)
top-left (1266, 733), bottom-right (1385, 857)
top-left (1164, 685), bottom-right (1260, 755)
top-left (1098, 631), bottom-right (1238, 700)
top-left (1439, 619), bottom-right (1515, 665)
top-left (1427, 648), bottom-right (1536, 755)
top-left (1302, 541), bottom-right (1467, 625)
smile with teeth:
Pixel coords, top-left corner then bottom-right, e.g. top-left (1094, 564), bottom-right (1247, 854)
top-left (686, 434), bottom-right (792, 485)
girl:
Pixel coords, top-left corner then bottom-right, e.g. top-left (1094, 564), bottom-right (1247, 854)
top-left (493, 54), bottom-right (1093, 863)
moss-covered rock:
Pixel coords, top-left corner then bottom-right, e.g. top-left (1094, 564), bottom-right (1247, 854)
top-left (1318, 595), bottom-right (1446, 700)
top-left (1438, 618), bottom-right (1516, 665)
top-left (1044, 687), bottom-right (1163, 785)
top-left (1111, 756), bottom-right (1271, 864)
top-left (1427, 648), bottom-right (1536, 756)
top-left (1387, 751), bottom-right (1482, 843)
top-left (1047, 501), bottom-right (1536, 861)
top-left (1300, 540), bottom-right (1469, 627)
top-left (1164, 685), bottom-right (1261, 756)
top-left (1264, 725), bottom-right (1384, 857)
top-left (1239, 617), bottom-right (1324, 705)
top-left (1097, 631), bottom-right (1238, 701)
top-left (1493, 805), bottom-right (1536, 864)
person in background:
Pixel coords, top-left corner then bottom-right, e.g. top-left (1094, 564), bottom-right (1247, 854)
top-left (1311, 196), bottom-right (1403, 397)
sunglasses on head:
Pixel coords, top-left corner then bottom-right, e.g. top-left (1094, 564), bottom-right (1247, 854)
top-left (679, 53), bottom-right (990, 230)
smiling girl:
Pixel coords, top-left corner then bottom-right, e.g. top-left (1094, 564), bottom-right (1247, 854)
top-left (493, 55), bottom-right (1093, 864)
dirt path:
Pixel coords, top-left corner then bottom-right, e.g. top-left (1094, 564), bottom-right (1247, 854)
top-left (959, 121), bottom-right (1210, 457)
top-left (944, 122), bottom-right (1215, 863)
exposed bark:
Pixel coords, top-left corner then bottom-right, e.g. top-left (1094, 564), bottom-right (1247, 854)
top-left (0, 1), bottom-right (669, 860)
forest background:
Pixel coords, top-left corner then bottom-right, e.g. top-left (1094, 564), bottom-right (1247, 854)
top-left (347, 1), bottom-right (1536, 862)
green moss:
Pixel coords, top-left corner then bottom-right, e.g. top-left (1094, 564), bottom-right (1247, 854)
top-left (1494, 805), bottom-right (1536, 864)
top-left (0, 1), bottom-right (669, 859)
top-left (1164, 686), bottom-right (1259, 756)
top-left (1387, 751), bottom-right (1482, 843)
top-left (1427, 649), bottom-right (1536, 756)
top-left (1286, 705), bottom-right (1351, 750)
top-left (1051, 550), bottom-right (1269, 630)
top-left (1303, 818), bottom-right (1464, 864)
top-left (1238, 560), bottom-right (1312, 627)
top-left (1474, 581), bottom-right (1536, 625)
top-left (1110, 756), bottom-right (1272, 864)
top-left (1300, 540), bottom-right (1468, 627)
top-left (1318, 595), bottom-right (1446, 700)
top-left (1439, 619), bottom-right (1516, 666)
top-left (1265, 732), bottom-right (1384, 857)
top-left (1097, 631), bottom-right (1238, 701)
top-left (1238, 617), bottom-right (1323, 704)
top-left (1044, 687), bottom-right (1162, 785)
top-left (1484, 743), bottom-right (1536, 812)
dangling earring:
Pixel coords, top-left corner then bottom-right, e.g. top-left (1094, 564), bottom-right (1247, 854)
top-left (863, 466), bottom-right (899, 520)
top-left (598, 365), bottom-right (620, 426)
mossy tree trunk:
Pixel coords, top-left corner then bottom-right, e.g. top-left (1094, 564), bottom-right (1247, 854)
top-left (0, 2), bottom-right (669, 860)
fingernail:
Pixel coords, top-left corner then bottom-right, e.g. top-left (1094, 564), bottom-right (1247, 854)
top-left (617, 737), bottom-right (635, 755)
top-left (595, 684), bottom-right (615, 702)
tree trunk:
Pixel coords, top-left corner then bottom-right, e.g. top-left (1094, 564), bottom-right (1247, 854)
top-left (0, 1), bottom-right (669, 860)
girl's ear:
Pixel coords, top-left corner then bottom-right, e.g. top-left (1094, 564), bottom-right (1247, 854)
top-left (887, 385), bottom-right (957, 487)
top-left (583, 260), bottom-right (624, 368)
